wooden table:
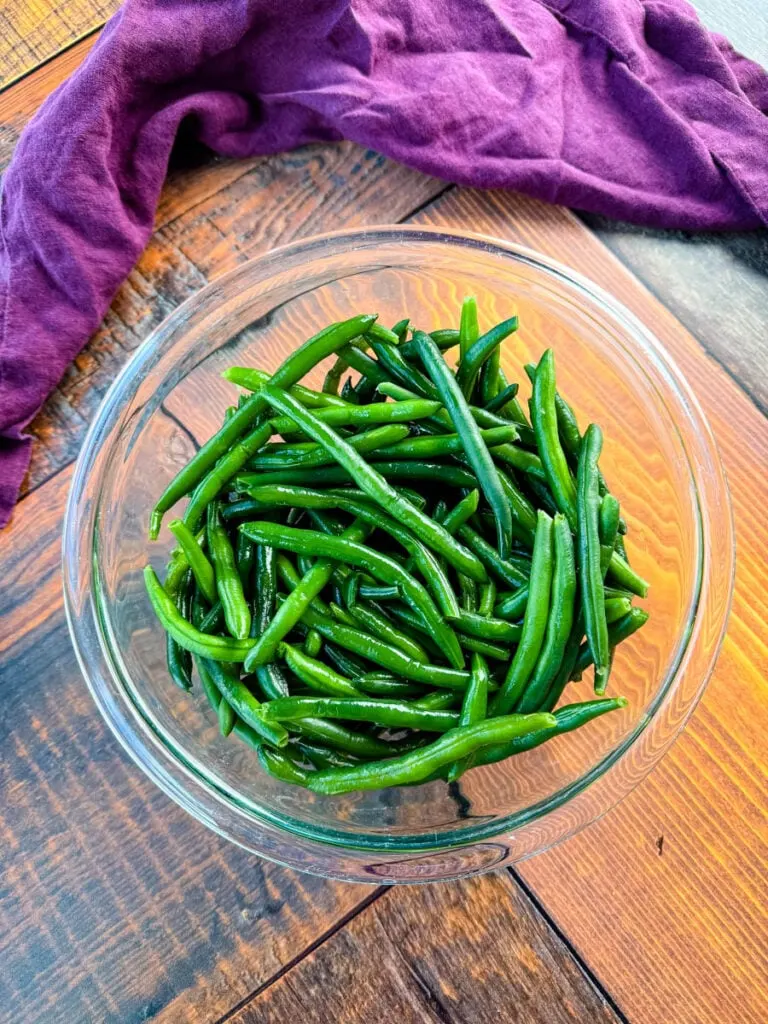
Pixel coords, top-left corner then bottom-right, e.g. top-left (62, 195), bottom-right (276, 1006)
top-left (1, 8), bottom-right (767, 1024)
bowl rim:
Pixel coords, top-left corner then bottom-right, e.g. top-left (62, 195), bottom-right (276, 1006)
top-left (63, 224), bottom-right (735, 878)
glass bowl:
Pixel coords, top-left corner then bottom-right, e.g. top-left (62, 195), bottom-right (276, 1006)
top-left (63, 226), bottom-right (733, 884)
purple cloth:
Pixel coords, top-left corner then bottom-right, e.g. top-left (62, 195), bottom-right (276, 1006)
top-left (1, 0), bottom-right (767, 525)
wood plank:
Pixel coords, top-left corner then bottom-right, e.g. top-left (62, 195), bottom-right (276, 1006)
top-left (0, 469), bottom-right (375, 1024)
top-left (231, 872), bottom-right (621, 1024)
top-left (583, 214), bottom-right (768, 415)
top-left (411, 187), bottom-right (768, 1024)
top-left (0, 4), bottom-right (113, 89)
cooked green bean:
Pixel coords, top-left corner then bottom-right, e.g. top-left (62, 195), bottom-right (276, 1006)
top-left (577, 424), bottom-right (611, 694)
top-left (490, 511), bottom-right (554, 715)
top-left (574, 608), bottom-right (649, 676)
top-left (346, 602), bottom-right (430, 663)
top-left (280, 643), bottom-right (364, 697)
top-left (166, 571), bottom-right (194, 691)
top-left (516, 514), bottom-right (576, 713)
top-left (375, 425), bottom-right (517, 460)
top-left (494, 587), bottom-right (529, 621)
top-left (530, 351), bottom-right (578, 530)
top-left (485, 383), bottom-right (519, 414)
top-left (207, 502), bottom-right (251, 640)
top-left (269, 398), bottom-right (440, 436)
top-left (459, 295), bottom-right (479, 360)
top-left (150, 314), bottom-right (375, 538)
top-left (249, 423), bottom-right (409, 470)
top-left (200, 658), bottom-right (289, 748)
top-left (256, 385), bottom-right (487, 581)
top-left (447, 653), bottom-right (489, 781)
top-left (223, 368), bottom-right (347, 408)
top-left (306, 713), bottom-right (555, 794)
top-left (168, 519), bottom-right (217, 605)
top-left (456, 316), bottom-right (518, 399)
top-left (415, 331), bottom-right (513, 558)
top-left (448, 609), bottom-right (522, 644)
top-left (264, 696), bottom-right (460, 732)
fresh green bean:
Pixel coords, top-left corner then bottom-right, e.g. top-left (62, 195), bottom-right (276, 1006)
top-left (490, 511), bottom-right (554, 715)
top-left (456, 525), bottom-right (528, 589)
top-left (459, 296), bottom-right (479, 360)
top-left (207, 502), bottom-right (251, 640)
top-left (494, 587), bottom-right (529, 621)
top-left (223, 368), bottom-right (348, 408)
top-left (399, 328), bottom-right (460, 360)
top-left (145, 567), bottom-right (255, 661)
top-left (485, 383), bottom-right (519, 414)
top-left (303, 629), bottom-right (323, 658)
top-left (516, 514), bottom-right (577, 713)
top-left (150, 314), bottom-right (376, 537)
top-left (243, 521), bottom-right (463, 668)
top-left (166, 571), bottom-right (194, 691)
top-left (447, 653), bottom-right (489, 781)
top-left (574, 608), bottom-right (649, 676)
top-left (607, 551), bottom-right (649, 599)
top-left (375, 426), bottom-right (517, 461)
top-left (244, 520), bottom-right (369, 670)
top-left (367, 336), bottom-right (438, 399)
top-left (269, 398), bottom-right (440, 436)
top-left (256, 385), bottom-right (487, 581)
top-left (305, 713), bottom-right (555, 794)
top-left (264, 696), bottom-right (460, 733)
top-left (280, 644), bottom-right (363, 697)
top-left (478, 579), bottom-right (497, 617)
top-left (249, 423), bottom-right (409, 470)
top-left (459, 635), bottom-right (511, 662)
top-left (577, 424), bottom-right (610, 694)
top-left (456, 317), bottom-right (518, 399)
top-left (448, 608), bottom-right (522, 644)
top-left (604, 597), bottom-right (633, 623)
top-left (415, 331), bottom-right (513, 558)
top-left (530, 351), bottom-right (578, 530)
top-left (168, 519), bottom-right (216, 605)
top-left (200, 658), bottom-right (289, 747)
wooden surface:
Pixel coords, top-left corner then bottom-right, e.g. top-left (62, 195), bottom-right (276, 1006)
top-left (1, 14), bottom-right (767, 1024)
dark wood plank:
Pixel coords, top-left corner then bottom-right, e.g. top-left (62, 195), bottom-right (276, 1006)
top-left (0, 4), bottom-right (114, 89)
top-left (411, 186), bottom-right (768, 1024)
top-left (583, 215), bottom-right (768, 414)
top-left (231, 872), bottom-right (622, 1024)
top-left (0, 468), bottom-right (374, 1024)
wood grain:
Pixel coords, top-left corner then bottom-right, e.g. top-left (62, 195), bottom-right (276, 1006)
top-left (0, 3), bottom-right (113, 88)
top-left (410, 187), bottom-right (768, 1024)
top-left (231, 872), bottom-right (621, 1024)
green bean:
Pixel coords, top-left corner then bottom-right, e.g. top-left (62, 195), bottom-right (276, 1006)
top-left (249, 544), bottom-right (289, 698)
top-left (456, 317), bottom-right (518, 399)
top-left (166, 572), bottom-right (194, 691)
top-left (305, 712), bottom-right (555, 794)
top-left (494, 587), bottom-right (529, 621)
top-left (242, 520), bottom-right (464, 669)
top-left (574, 608), bottom-right (649, 676)
top-left (448, 609), bottom-right (522, 644)
top-left (258, 746), bottom-right (312, 786)
top-left (150, 314), bottom-right (376, 538)
top-left (238, 485), bottom-right (460, 620)
top-left (322, 643), bottom-right (369, 680)
top-left (200, 658), bottom-right (289, 747)
top-left (411, 690), bottom-right (459, 711)
top-left (334, 343), bottom-right (389, 387)
top-left (375, 426), bottom-right (517, 461)
top-left (367, 336), bottom-right (438, 398)
top-left (303, 629), bottom-right (323, 658)
top-left (474, 697), bottom-right (627, 766)
top-left (206, 502), bottom-right (251, 640)
top-left (485, 383), bottom-right (519, 414)
top-left (218, 696), bottom-right (236, 736)
top-left (604, 597), bottom-right (632, 623)
top-left (607, 550), bottom-right (649, 598)
top-left (459, 295), bottom-right (479, 360)
top-left (353, 673), bottom-right (424, 699)
top-left (456, 525), bottom-right (528, 589)
top-left (577, 424), bottom-right (610, 694)
top-left (182, 419), bottom-right (275, 532)
top-left (478, 579), bottom-right (497, 617)
top-left (329, 602), bottom-right (358, 627)
top-left (294, 741), bottom-right (360, 769)
top-left (269, 398), bottom-right (440, 436)
top-left (288, 717), bottom-right (425, 759)
top-left (516, 514), bottom-right (577, 713)
top-left (346, 602), bottom-right (430, 663)
top-left (280, 644), bottom-right (363, 697)
top-left (530, 351), bottom-right (578, 530)
top-left (145, 567), bottom-right (255, 661)
top-left (295, 604), bottom-right (471, 689)
top-left (168, 519), bottom-right (217, 605)
top-left (244, 519), bottom-right (369, 669)
top-left (256, 385), bottom-right (487, 581)
top-left (378, 381), bottom-right (520, 441)
top-left (490, 511), bottom-right (554, 715)
top-left (223, 368), bottom-right (348, 408)
top-left (459, 635), bottom-right (512, 662)
top-left (415, 331), bottom-right (513, 558)
top-left (162, 532), bottom-right (204, 596)
top-left (391, 318), bottom-right (410, 342)
top-left (249, 423), bottom-right (410, 470)
top-left (264, 696), bottom-right (460, 732)
top-left (237, 461), bottom-right (478, 491)
top-left (359, 583), bottom-right (399, 601)
top-left (447, 653), bottom-right (489, 781)
top-left (399, 328), bottom-right (460, 360)
top-left (236, 532), bottom-right (256, 595)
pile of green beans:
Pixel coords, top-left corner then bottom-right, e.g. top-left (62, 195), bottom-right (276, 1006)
top-left (145, 303), bottom-right (648, 794)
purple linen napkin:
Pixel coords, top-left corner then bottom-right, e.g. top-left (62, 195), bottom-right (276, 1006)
top-left (1, 0), bottom-right (767, 526)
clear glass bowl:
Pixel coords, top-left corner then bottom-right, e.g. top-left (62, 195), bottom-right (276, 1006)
top-left (63, 227), bottom-right (734, 884)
